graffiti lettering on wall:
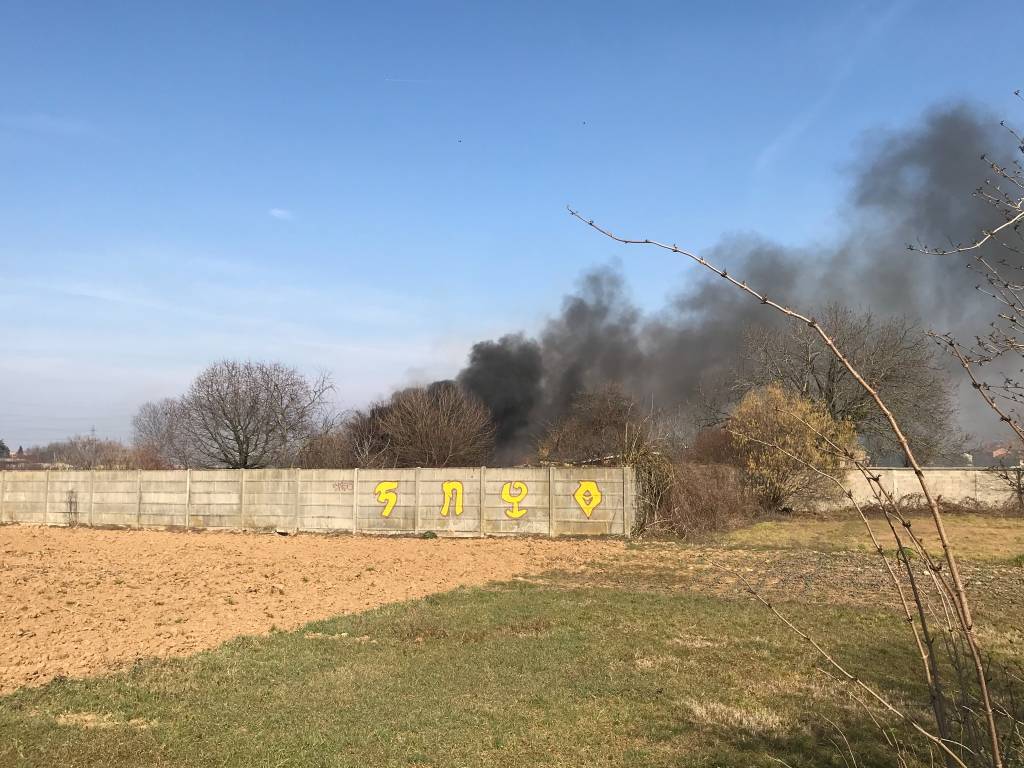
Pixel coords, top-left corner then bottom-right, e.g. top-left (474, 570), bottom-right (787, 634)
top-left (440, 481), bottom-right (464, 516)
top-left (574, 481), bottom-right (602, 518)
top-left (374, 481), bottom-right (399, 517)
top-left (500, 481), bottom-right (529, 519)
top-left (370, 479), bottom-right (605, 519)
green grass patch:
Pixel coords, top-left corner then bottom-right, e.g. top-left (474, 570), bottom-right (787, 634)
top-left (1, 577), bottom-right (950, 768)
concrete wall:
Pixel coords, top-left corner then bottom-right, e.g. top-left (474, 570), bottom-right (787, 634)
top-left (0, 466), bottom-right (636, 537)
top-left (841, 467), bottom-right (1015, 507)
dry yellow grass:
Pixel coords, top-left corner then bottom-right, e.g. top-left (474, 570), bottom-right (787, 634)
top-left (719, 513), bottom-right (1024, 562)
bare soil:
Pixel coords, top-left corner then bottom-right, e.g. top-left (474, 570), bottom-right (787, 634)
top-left (3, 522), bottom-right (1021, 695)
top-left (0, 526), bottom-right (622, 693)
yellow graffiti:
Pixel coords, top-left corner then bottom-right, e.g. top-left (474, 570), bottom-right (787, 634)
top-left (440, 480), bottom-right (464, 516)
top-left (573, 481), bottom-right (603, 518)
top-left (374, 481), bottom-right (398, 517)
top-left (501, 481), bottom-right (529, 519)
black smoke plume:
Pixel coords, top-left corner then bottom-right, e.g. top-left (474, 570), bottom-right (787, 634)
top-left (456, 334), bottom-right (542, 447)
top-left (456, 105), bottom-right (1014, 458)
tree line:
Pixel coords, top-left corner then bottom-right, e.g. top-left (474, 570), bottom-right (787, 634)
top-left (4, 302), bottom-right (963, 527)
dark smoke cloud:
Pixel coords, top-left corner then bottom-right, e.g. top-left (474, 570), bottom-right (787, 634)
top-left (456, 334), bottom-right (542, 447)
top-left (456, 104), bottom-right (1014, 457)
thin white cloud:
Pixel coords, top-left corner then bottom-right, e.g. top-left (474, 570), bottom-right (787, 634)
top-left (0, 113), bottom-right (94, 137)
top-left (268, 208), bottom-right (293, 220)
top-left (384, 76), bottom-right (437, 84)
top-left (754, 0), bottom-right (913, 175)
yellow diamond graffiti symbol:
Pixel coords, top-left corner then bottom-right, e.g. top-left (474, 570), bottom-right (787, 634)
top-left (573, 481), bottom-right (602, 518)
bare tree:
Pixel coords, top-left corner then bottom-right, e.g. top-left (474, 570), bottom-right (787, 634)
top-left (294, 406), bottom-right (388, 469)
top-left (338, 406), bottom-right (396, 468)
top-left (168, 360), bottom-right (333, 469)
top-left (58, 434), bottom-right (127, 469)
top-left (738, 303), bottom-right (963, 465)
top-left (536, 384), bottom-right (661, 465)
top-left (308, 382), bottom-right (495, 469)
top-left (132, 398), bottom-right (187, 467)
top-left (296, 429), bottom-right (355, 469)
top-left (22, 433), bottom-right (165, 469)
top-left (378, 382), bottom-right (495, 467)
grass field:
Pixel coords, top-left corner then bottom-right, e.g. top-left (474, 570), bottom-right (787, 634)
top-left (2, 514), bottom-right (1022, 767)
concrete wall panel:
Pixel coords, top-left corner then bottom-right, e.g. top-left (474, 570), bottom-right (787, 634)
top-left (3, 471), bottom-right (48, 524)
top-left (298, 470), bottom-right (355, 532)
top-left (91, 471), bottom-right (140, 528)
top-left (46, 471), bottom-right (93, 527)
top-left (243, 469), bottom-right (298, 529)
top-left (188, 470), bottom-right (242, 529)
top-left (140, 471), bottom-right (187, 528)
top-left (550, 467), bottom-right (625, 536)
top-left (1, 473), bottom-right (47, 528)
top-left (416, 468), bottom-right (483, 536)
top-left (355, 470), bottom-right (416, 533)
top-left (839, 468), bottom-right (1016, 508)
top-left (482, 468), bottom-right (550, 535)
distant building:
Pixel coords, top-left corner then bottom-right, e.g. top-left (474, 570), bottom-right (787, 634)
top-left (967, 441), bottom-right (1024, 468)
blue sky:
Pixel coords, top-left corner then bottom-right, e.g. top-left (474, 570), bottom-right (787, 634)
top-left (0, 0), bottom-right (1019, 447)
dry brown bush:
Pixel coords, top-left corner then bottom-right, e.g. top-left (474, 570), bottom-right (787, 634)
top-left (536, 385), bottom-right (690, 536)
top-left (650, 462), bottom-right (760, 538)
top-left (125, 444), bottom-right (173, 470)
top-left (535, 386), bottom-right (765, 537)
top-left (684, 428), bottom-right (740, 466)
top-left (861, 493), bottom-right (1022, 519)
top-left (295, 430), bottom-right (355, 469)
top-left (730, 384), bottom-right (856, 513)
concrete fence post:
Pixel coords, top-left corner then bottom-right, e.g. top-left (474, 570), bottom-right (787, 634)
top-left (351, 468), bottom-right (359, 534)
top-left (0, 471), bottom-right (6, 524)
top-left (184, 469), bottom-right (191, 531)
top-left (89, 469), bottom-right (95, 528)
top-left (547, 465), bottom-right (555, 537)
top-left (621, 465), bottom-right (629, 537)
top-left (293, 468), bottom-right (301, 533)
top-left (414, 467), bottom-right (421, 534)
top-left (136, 469), bottom-right (143, 529)
top-left (478, 467), bottom-right (486, 537)
top-left (44, 469), bottom-right (50, 527)
top-left (239, 470), bottom-right (247, 529)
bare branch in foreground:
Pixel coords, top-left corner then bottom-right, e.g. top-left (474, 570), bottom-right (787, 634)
top-left (569, 207), bottom-right (1004, 768)
top-left (716, 560), bottom-right (971, 768)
